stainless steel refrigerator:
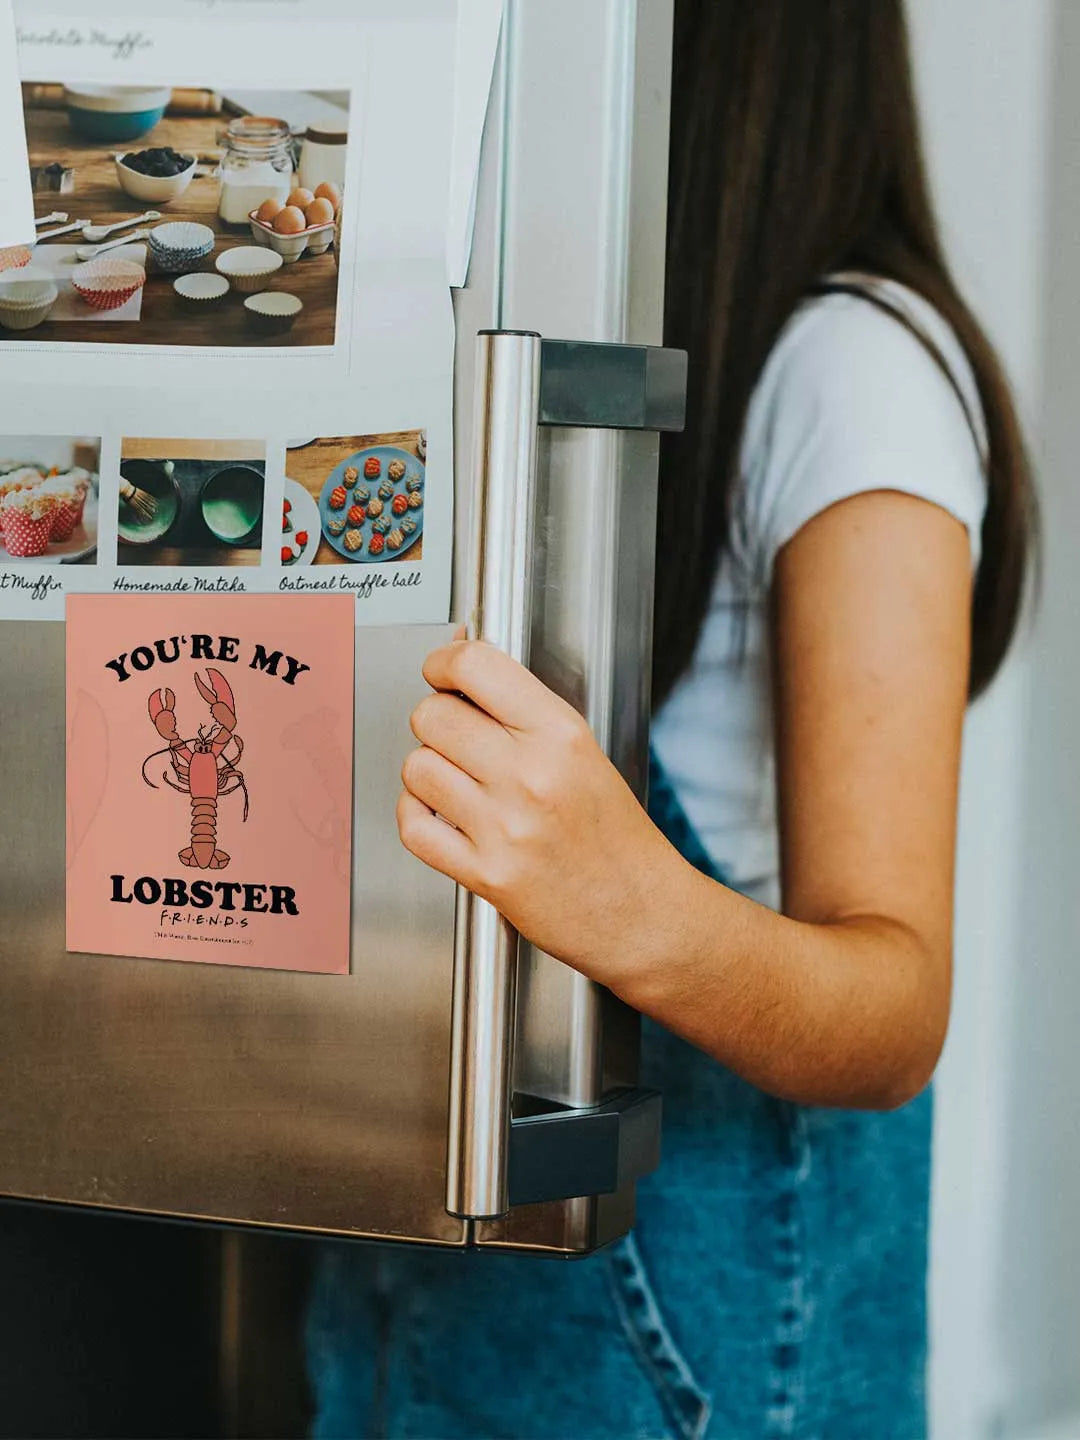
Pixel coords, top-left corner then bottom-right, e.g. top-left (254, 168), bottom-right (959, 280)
top-left (0, 0), bottom-right (678, 1296)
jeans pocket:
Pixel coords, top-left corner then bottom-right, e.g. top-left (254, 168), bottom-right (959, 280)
top-left (606, 1233), bottom-right (712, 1440)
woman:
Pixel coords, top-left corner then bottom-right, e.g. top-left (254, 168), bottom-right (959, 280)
top-left (308, 2), bottom-right (1035, 1435)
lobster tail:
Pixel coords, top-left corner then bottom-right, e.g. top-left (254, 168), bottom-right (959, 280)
top-left (184, 795), bottom-right (229, 870)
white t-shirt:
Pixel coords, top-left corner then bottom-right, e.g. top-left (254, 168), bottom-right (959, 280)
top-left (650, 282), bottom-right (988, 910)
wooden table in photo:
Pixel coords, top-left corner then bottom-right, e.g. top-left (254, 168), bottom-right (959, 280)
top-left (285, 433), bottom-right (424, 565)
top-left (19, 107), bottom-right (340, 348)
top-left (117, 437), bottom-right (265, 567)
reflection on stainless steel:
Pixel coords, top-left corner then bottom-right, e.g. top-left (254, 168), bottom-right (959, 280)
top-left (513, 427), bottom-right (659, 1112)
top-left (447, 330), bottom-right (542, 1220)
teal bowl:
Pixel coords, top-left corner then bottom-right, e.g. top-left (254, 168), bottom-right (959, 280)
top-left (64, 86), bottom-right (171, 143)
top-left (200, 465), bottom-right (265, 547)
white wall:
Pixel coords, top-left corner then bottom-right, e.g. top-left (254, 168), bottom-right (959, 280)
top-left (908, 2), bottom-right (1080, 1437)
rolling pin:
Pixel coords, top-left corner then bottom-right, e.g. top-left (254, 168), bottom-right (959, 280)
top-left (22, 84), bottom-right (223, 115)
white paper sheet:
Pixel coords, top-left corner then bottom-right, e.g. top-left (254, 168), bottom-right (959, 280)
top-left (0, 0), bottom-right (34, 248)
top-left (19, 240), bottom-right (147, 320)
top-left (0, 9), bottom-right (457, 626)
top-left (446, 0), bottom-right (503, 287)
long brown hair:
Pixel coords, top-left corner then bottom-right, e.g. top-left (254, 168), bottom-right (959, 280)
top-left (655, 0), bottom-right (1036, 705)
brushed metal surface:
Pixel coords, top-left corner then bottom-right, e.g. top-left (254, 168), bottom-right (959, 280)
top-left (447, 330), bottom-right (541, 1219)
top-left (0, 620), bottom-right (464, 1244)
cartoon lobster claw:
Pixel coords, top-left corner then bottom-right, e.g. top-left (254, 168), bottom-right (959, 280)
top-left (143, 668), bottom-right (249, 870)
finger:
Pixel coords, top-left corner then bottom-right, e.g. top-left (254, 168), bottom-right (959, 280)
top-left (397, 789), bottom-right (478, 886)
top-left (410, 690), bottom-right (509, 780)
top-left (401, 745), bottom-right (484, 838)
top-left (422, 640), bottom-right (560, 731)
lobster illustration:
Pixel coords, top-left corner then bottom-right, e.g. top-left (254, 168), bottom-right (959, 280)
top-left (141, 669), bottom-right (249, 870)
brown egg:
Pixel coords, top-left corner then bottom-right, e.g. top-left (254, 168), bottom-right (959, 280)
top-left (287, 187), bottom-right (315, 211)
top-left (255, 197), bottom-right (285, 225)
top-left (313, 181), bottom-right (342, 211)
top-left (273, 205), bottom-right (308, 235)
top-left (304, 197), bottom-right (335, 227)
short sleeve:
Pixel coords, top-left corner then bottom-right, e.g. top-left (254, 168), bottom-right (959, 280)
top-left (736, 291), bottom-right (988, 582)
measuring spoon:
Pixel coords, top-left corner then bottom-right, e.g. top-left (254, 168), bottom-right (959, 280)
top-left (35, 212), bottom-right (69, 227)
top-left (75, 229), bottom-right (151, 262)
top-left (32, 219), bottom-right (90, 242)
top-left (81, 211), bottom-right (162, 243)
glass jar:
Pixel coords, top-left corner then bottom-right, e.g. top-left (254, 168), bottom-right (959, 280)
top-left (217, 116), bottom-right (294, 225)
top-left (298, 124), bottom-right (348, 195)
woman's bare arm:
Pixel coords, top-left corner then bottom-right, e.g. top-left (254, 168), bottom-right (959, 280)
top-left (397, 490), bottom-right (973, 1109)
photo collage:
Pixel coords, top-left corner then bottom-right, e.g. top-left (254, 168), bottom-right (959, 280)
top-left (0, 426), bottom-right (429, 612)
top-left (0, 4), bottom-right (468, 628)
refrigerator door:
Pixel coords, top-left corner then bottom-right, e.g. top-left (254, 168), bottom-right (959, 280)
top-left (0, 618), bottom-right (465, 1244)
top-left (0, 0), bottom-right (672, 1252)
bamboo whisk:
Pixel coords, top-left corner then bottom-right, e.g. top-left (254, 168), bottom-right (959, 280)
top-left (119, 476), bottom-right (157, 523)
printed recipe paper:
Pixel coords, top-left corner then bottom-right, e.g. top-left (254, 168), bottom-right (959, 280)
top-left (0, 0), bottom-right (478, 625)
top-left (66, 592), bottom-right (355, 972)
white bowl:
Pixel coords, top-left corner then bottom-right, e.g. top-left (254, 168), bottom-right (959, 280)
top-left (115, 151), bottom-right (196, 203)
top-left (0, 275), bottom-right (58, 330)
top-left (64, 85), bottom-right (172, 116)
top-left (215, 246), bottom-right (284, 292)
top-left (173, 273), bottom-right (230, 305)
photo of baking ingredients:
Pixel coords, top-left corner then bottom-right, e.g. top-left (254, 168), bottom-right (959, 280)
top-left (2, 84), bottom-right (349, 347)
top-left (0, 436), bottom-right (99, 564)
top-left (284, 431), bottom-right (426, 566)
top-left (116, 438), bottom-right (265, 566)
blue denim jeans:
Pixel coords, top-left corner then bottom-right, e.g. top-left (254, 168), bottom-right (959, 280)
top-left (305, 754), bottom-right (931, 1438)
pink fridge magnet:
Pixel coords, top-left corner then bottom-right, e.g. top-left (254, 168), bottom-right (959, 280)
top-left (66, 592), bottom-right (355, 973)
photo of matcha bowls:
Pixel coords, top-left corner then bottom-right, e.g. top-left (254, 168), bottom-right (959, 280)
top-left (116, 439), bottom-right (265, 568)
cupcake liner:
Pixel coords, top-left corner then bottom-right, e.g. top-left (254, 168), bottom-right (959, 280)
top-left (4, 510), bottom-right (52, 557)
top-left (49, 498), bottom-right (80, 542)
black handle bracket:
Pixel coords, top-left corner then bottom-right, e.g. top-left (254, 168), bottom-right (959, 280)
top-left (537, 339), bottom-right (687, 433)
top-left (508, 1087), bottom-right (662, 1208)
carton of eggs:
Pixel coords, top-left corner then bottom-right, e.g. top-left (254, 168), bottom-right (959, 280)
top-left (247, 183), bottom-right (342, 262)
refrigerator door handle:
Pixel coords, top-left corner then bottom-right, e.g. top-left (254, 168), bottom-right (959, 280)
top-left (446, 330), bottom-right (688, 1223)
top-left (446, 330), bottom-right (543, 1221)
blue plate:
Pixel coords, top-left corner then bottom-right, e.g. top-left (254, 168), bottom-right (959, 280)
top-left (318, 444), bottom-right (425, 563)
